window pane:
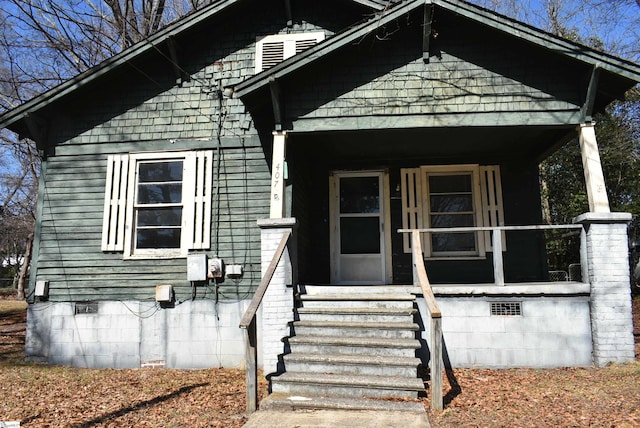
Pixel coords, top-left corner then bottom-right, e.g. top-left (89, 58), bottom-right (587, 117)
top-left (136, 228), bottom-right (181, 249)
top-left (429, 174), bottom-right (471, 193)
top-left (138, 161), bottom-right (183, 182)
top-left (340, 217), bottom-right (380, 254)
top-left (432, 232), bottom-right (476, 252)
top-left (340, 177), bottom-right (379, 214)
top-left (137, 183), bottom-right (182, 204)
top-left (137, 208), bottom-right (182, 227)
top-left (430, 195), bottom-right (473, 213)
top-left (431, 213), bottom-right (475, 228)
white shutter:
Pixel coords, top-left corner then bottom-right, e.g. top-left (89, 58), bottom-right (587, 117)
top-left (400, 168), bottom-right (423, 253)
top-left (190, 150), bottom-right (213, 249)
top-left (479, 165), bottom-right (505, 252)
top-left (101, 154), bottom-right (129, 251)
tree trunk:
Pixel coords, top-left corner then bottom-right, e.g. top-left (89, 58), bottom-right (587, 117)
top-left (17, 232), bottom-right (33, 300)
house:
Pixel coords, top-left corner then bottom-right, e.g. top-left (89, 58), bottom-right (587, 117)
top-left (0, 0), bottom-right (638, 389)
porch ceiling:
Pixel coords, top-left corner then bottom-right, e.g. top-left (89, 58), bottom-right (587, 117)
top-left (287, 125), bottom-right (574, 166)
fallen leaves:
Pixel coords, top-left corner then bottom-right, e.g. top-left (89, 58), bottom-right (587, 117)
top-left (1, 297), bottom-right (639, 427)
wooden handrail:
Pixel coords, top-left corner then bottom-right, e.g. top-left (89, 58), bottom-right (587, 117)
top-left (412, 231), bottom-right (441, 318)
top-left (239, 229), bottom-right (291, 414)
top-left (240, 230), bottom-right (291, 328)
top-left (410, 230), bottom-right (443, 411)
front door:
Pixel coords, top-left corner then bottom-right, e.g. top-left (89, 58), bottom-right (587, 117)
top-left (330, 171), bottom-right (389, 284)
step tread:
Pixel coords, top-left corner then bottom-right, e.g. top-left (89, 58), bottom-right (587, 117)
top-left (284, 353), bottom-right (421, 367)
top-left (273, 372), bottom-right (425, 391)
top-left (287, 335), bottom-right (420, 348)
top-left (293, 320), bottom-right (419, 330)
top-left (300, 293), bottom-right (416, 301)
top-left (260, 393), bottom-right (426, 413)
top-left (296, 307), bottom-right (417, 315)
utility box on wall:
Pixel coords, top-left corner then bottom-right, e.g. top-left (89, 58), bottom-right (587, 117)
top-left (155, 284), bottom-right (174, 303)
top-left (187, 254), bottom-right (208, 281)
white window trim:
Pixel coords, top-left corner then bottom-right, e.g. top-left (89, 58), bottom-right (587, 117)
top-left (255, 31), bottom-right (325, 73)
top-left (421, 165), bottom-right (485, 258)
top-left (101, 150), bottom-right (213, 259)
top-left (401, 164), bottom-right (505, 259)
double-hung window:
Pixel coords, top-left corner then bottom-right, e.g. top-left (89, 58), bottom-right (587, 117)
top-left (427, 168), bottom-right (481, 257)
top-left (101, 150), bottom-right (213, 258)
top-left (401, 164), bottom-right (504, 258)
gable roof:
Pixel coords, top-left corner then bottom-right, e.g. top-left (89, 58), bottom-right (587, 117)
top-left (235, 0), bottom-right (640, 99)
top-left (0, 0), bottom-right (384, 135)
top-left (1, 0), bottom-right (639, 138)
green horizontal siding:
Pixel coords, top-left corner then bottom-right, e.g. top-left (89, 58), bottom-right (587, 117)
top-left (34, 139), bottom-right (269, 303)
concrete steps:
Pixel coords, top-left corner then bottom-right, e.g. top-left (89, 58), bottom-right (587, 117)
top-left (271, 372), bottom-right (425, 398)
top-left (260, 393), bottom-right (426, 413)
top-left (268, 285), bottom-right (426, 411)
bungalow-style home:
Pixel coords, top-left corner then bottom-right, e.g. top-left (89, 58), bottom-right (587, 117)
top-left (1, 0), bottom-right (638, 406)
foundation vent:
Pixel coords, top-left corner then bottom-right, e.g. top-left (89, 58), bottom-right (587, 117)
top-left (75, 302), bottom-right (99, 315)
top-left (490, 301), bottom-right (522, 316)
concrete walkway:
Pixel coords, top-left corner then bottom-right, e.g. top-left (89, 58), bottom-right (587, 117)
top-left (243, 409), bottom-right (431, 428)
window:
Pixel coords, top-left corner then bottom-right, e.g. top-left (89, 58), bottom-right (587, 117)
top-left (427, 169), bottom-right (480, 256)
top-left (255, 32), bottom-right (325, 73)
top-left (101, 151), bottom-right (213, 258)
top-left (401, 164), bottom-right (504, 258)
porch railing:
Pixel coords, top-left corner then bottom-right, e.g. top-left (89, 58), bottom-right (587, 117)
top-left (410, 230), bottom-right (444, 411)
top-left (400, 224), bottom-right (584, 286)
top-left (239, 230), bottom-right (291, 414)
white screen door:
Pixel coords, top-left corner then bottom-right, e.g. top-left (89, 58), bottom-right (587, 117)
top-left (331, 171), bottom-right (386, 284)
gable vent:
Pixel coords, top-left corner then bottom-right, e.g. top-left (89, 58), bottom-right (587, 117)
top-left (255, 32), bottom-right (325, 73)
top-left (490, 301), bottom-right (522, 316)
top-left (261, 42), bottom-right (285, 70)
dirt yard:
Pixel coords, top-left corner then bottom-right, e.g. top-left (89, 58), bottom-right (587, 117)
top-left (1, 293), bottom-right (639, 427)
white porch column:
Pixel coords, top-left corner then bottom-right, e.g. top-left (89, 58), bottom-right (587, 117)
top-left (270, 131), bottom-right (287, 218)
top-left (257, 218), bottom-right (297, 376)
top-left (578, 123), bottom-right (610, 213)
top-left (575, 212), bottom-right (635, 366)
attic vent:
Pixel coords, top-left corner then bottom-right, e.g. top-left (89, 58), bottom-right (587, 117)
top-left (75, 302), bottom-right (99, 315)
top-left (490, 301), bottom-right (522, 316)
top-left (255, 31), bottom-right (325, 73)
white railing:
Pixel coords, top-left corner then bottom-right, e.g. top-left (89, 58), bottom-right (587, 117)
top-left (399, 224), bottom-right (584, 286)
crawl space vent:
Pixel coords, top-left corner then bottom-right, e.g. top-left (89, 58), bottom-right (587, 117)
top-left (75, 302), bottom-right (99, 315)
top-left (490, 302), bottom-right (522, 316)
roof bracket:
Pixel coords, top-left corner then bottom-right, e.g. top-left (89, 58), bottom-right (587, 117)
top-left (269, 76), bottom-right (283, 131)
top-left (423, 1), bottom-right (434, 63)
top-left (581, 65), bottom-right (601, 123)
top-left (285, 0), bottom-right (293, 27)
top-left (167, 36), bottom-right (189, 85)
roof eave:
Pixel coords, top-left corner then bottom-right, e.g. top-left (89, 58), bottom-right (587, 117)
top-left (234, 0), bottom-right (425, 98)
top-left (436, 0), bottom-right (640, 81)
top-left (0, 0), bottom-right (244, 133)
top-left (235, 0), bottom-right (640, 100)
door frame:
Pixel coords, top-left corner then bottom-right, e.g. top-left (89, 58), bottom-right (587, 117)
top-left (329, 170), bottom-right (392, 284)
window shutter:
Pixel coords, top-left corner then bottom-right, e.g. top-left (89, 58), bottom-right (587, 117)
top-left (479, 165), bottom-right (505, 252)
top-left (400, 168), bottom-right (423, 253)
top-left (101, 154), bottom-right (129, 251)
top-left (190, 150), bottom-right (213, 250)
